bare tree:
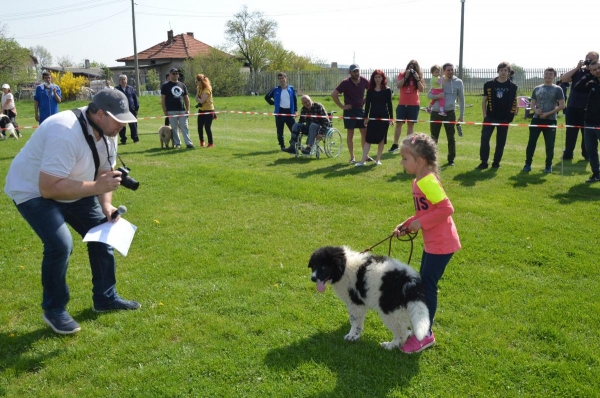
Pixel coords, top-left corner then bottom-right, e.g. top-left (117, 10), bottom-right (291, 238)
top-left (56, 55), bottom-right (75, 68)
top-left (225, 6), bottom-right (277, 87)
top-left (29, 45), bottom-right (53, 78)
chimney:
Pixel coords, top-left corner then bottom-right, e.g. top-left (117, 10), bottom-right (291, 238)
top-left (331, 62), bottom-right (338, 69)
top-left (187, 32), bottom-right (194, 38)
top-left (85, 59), bottom-right (90, 69)
top-left (167, 30), bottom-right (174, 43)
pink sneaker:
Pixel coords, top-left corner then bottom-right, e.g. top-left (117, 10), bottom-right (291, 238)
top-left (400, 332), bottom-right (435, 354)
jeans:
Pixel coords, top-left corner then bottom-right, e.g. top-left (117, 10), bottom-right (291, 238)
top-left (430, 110), bottom-right (457, 162)
top-left (167, 111), bottom-right (192, 146)
top-left (197, 111), bottom-right (214, 144)
top-left (275, 108), bottom-right (295, 147)
top-left (525, 118), bottom-right (557, 167)
top-left (16, 196), bottom-right (118, 311)
top-left (564, 106), bottom-right (587, 159)
top-left (118, 110), bottom-right (138, 143)
top-left (480, 117), bottom-right (509, 164)
top-left (292, 122), bottom-right (321, 147)
top-left (420, 251), bottom-right (453, 329)
top-left (584, 124), bottom-right (600, 176)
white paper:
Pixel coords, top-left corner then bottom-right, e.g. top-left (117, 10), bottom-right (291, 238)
top-left (83, 218), bottom-right (137, 256)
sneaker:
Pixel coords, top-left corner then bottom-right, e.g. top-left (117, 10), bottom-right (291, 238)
top-left (448, 161), bottom-right (455, 166)
top-left (280, 145), bottom-right (285, 151)
top-left (301, 147), bottom-right (312, 155)
top-left (186, 144), bottom-right (195, 149)
top-left (388, 144), bottom-right (399, 153)
top-left (42, 310), bottom-right (81, 335)
top-left (585, 175), bottom-right (600, 183)
top-left (201, 140), bottom-right (206, 147)
top-left (491, 162), bottom-right (501, 169)
top-left (283, 146), bottom-right (296, 154)
top-left (400, 331), bottom-right (435, 354)
top-left (522, 164), bottom-right (531, 172)
top-left (355, 162), bottom-right (365, 167)
top-left (366, 156), bottom-right (374, 162)
top-left (174, 144), bottom-right (181, 149)
top-left (94, 296), bottom-right (141, 312)
top-left (476, 163), bottom-right (489, 170)
top-left (376, 161), bottom-right (382, 165)
top-left (207, 143), bottom-right (214, 148)
top-left (544, 166), bottom-right (552, 173)
top-left (349, 158), bottom-right (356, 164)
top-left (426, 107), bottom-right (432, 114)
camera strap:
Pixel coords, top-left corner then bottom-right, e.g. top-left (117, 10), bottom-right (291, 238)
top-left (71, 109), bottom-right (100, 180)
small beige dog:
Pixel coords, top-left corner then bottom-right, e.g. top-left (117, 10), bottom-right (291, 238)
top-left (158, 125), bottom-right (173, 149)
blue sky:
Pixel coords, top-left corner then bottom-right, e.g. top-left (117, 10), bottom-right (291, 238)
top-left (4, 0), bottom-right (599, 71)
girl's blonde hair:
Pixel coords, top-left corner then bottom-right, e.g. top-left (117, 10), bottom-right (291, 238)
top-left (401, 133), bottom-right (440, 178)
top-left (195, 74), bottom-right (212, 92)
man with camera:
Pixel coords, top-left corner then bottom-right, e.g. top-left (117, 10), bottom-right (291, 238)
top-left (573, 60), bottom-right (600, 183)
top-left (4, 89), bottom-right (141, 335)
top-left (34, 71), bottom-right (62, 125)
top-left (560, 51), bottom-right (599, 160)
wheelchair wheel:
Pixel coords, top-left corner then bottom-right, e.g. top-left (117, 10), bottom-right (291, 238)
top-left (324, 128), bottom-right (343, 158)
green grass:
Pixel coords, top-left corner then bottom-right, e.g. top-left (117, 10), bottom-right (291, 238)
top-left (1, 95), bottom-right (599, 397)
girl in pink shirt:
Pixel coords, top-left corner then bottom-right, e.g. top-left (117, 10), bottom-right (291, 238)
top-left (393, 133), bottom-right (461, 354)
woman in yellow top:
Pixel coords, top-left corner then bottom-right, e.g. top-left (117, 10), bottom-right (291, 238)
top-left (195, 74), bottom-right (215, 147)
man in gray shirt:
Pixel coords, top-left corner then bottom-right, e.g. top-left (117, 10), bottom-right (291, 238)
top-left (427, 63), bottom-right (465, 166)
top-left (522, 67), bottom-right (566, 173)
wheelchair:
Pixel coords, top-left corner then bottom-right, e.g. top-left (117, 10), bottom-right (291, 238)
top-left (293, 111), bottom-right (343, 159)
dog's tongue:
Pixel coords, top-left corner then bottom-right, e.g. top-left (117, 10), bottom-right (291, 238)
top-left (317, 281), bottom-right (326, 293)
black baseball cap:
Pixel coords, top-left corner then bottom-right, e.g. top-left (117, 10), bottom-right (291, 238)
top-left (92, 89), bottom-right (137, 123)
top-left (170, 68), bottom-right (179, 74)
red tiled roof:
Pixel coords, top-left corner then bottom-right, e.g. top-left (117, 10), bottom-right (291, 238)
top-left (116, 32), bottom-right (226, 62)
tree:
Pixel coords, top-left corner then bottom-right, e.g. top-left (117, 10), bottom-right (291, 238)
top-left (29, 45), bottom-right (53, 79)
top-left (183, 48), bottom-right (245, 97)
top-left (145, 69), bottom-right (160, 91)
top-left (78, 59), bottom-right (107, 69)
top-left (0, 26), bottom-right (35, 89)
top-left (225, 6), bottom-right (277, 84)
top-left (57, 55), bottom-right (75, 68)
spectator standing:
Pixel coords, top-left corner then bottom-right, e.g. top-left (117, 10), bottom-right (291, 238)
top-left (331, 64), bottom-right (370, 163)
top-left (573, 60), bottom-right (600, 183)
top-left (388, 60), bottom-right (425, 153)
top-left (426, 63), bottom-right (465, 166)
top-left (115, 75), bottom-right (140, 145)
top-left (357, 70), bottom-right (394, 166)
top-left (477, 62), bottom-right (518, 169)
top-left (560, 51), bottom-right (599, 160)
top-left (161, 68), bottom-right (193, 149)
top-left (522, 68), bottom-right (566, 173)
top-left (264, 72), bottom-right (297, 151)
top-left (195, 74), bottom-right (215, 148)
top-left (34, 71), bottom-right (62, 125)
top-left (105, 80), bottom-right (114, 90)
top-left (1, 84), bottom-right (21, 138)
top-left (4, 89), bottom-right (141, 334)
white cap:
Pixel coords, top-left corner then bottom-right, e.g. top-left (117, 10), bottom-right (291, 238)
top-left (1, 84), bottom-right (9, 89)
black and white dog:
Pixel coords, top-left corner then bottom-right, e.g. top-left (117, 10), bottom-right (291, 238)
top-left (0, 114), bottom-right (18, 140)
top-left (308, 246), bottom-right (430, 350)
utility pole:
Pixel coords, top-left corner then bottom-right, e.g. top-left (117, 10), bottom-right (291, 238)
top-left (458, 0), bottom-right (465, 79)
top-left (131, 0), bottom-right (140, 96)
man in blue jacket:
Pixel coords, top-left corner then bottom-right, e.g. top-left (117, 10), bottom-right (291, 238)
top-left (34, 72), bottom-right (62, 125)
top-left (265, 72), bottom-right (297, 151)
top-left (115, 75), bottom-right (140, 144)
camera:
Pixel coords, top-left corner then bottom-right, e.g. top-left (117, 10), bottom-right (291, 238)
top-left (584, 59), bottom-right (592, 66)
top-left (117, 167), bottom-right (140, 190)
top-left (409, 69), bottom-right (415, 74)
top-left (195, 103), bottom-right (202, 108)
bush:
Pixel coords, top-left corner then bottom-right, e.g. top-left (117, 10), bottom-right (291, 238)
top-left (146, 69), bottom-right (160, 91)
top-left (183, 48), bottom-right (245, 97)
top-left (51, 71), bottom-right (88, 101)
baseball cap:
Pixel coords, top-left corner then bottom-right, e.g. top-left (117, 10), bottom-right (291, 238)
top-left (1, 84), bottom-right (9, 89)
top-left (170, 68), bottom-right (179, 74)
top-left (92, 89), bottom-right (137, 123)
top-left (348, 64), bottom-right (360, 72)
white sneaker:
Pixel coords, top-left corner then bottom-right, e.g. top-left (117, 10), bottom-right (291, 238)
top-left (376, 161), bottom-right (382, 165)
top-left (355, 162), bottom-right (365, 167)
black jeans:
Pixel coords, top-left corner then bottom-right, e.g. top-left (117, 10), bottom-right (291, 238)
top-left (480, 117), bottom-right (509, 164)
top-left (197, 111), bottom-right (214, 144)
top-left (564, 106), bottom-right (587, 159)
top-left (526, 118), bottom-right (556, 167)
top-left (430, 110), bottom-right (456, 163)
top-left (119, 110), bottom-right (138, 143)
top-left (275, 108), bottom-right (295, 147)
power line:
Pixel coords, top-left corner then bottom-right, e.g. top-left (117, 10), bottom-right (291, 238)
top-left (5, 0), bottom-right (126, 21)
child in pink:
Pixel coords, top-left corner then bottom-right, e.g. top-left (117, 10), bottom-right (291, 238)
top-left (394, 133), bottom-right (460, 353)
top-left (427, 65), bottom-right (446, 116)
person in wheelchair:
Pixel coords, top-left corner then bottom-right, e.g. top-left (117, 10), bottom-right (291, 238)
top-left (283, 95), bottom-right (330, 155)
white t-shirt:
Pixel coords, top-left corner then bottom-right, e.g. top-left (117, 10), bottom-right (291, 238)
top-left (279, 89), bottom-right (291, 109)
top-left (1, 92), bottom-right (15, 111)
top-left (4, 107), bottom-right (117, 205)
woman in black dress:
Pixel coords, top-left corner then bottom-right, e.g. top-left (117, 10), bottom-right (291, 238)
top-left (356, 70), bottom-right (394, 166)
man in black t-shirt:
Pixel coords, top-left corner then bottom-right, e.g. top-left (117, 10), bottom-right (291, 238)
top-left (560, 51), bottom-right (599, 160)
top-left (477, 62), bottom-right (518, 169)
top-left (161, 68), bottom-right (193, 149)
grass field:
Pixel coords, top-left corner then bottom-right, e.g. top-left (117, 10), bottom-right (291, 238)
top-left (1, 94), bottom-right (599, 397)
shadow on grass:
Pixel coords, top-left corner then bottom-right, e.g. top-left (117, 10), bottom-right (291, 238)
top-left (453, 168), bottom-right (499, 187)
top-left (552, 159), bottom-right (589, 177)
top-left (264, 326), bottom-right (421, 397)
top-left (508, 171), bottom-right (547, 187)
top-left (551, 183), bottom-right (600, 204)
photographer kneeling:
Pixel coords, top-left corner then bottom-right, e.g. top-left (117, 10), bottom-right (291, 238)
top-left (4, 89), bottom-right (141, 335)
top-left (283, 95), bottom-right (329, 155)
top-left (574, 60), bottom-right (600, 183)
